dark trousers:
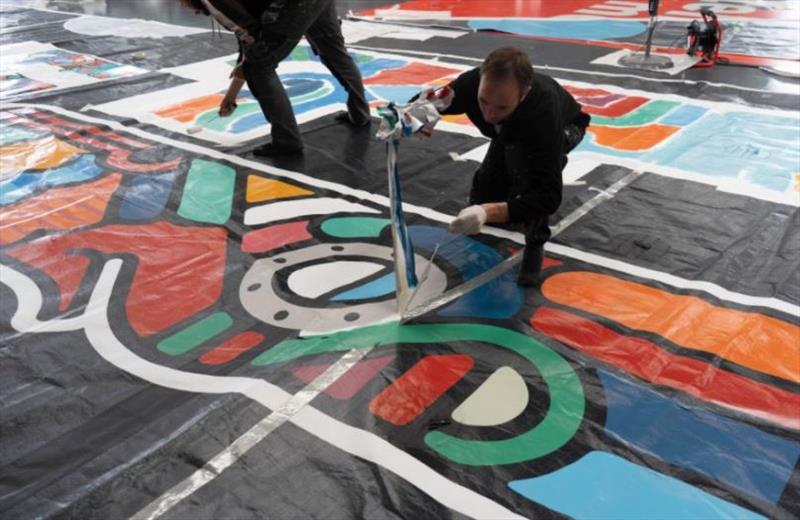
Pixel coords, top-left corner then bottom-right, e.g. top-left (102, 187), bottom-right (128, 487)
top-left (241, 0), bottom-right (370, 149)
top-left (469, 122), bottom-right (586, 247)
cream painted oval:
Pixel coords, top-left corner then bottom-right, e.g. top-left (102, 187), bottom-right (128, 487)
top-left (451, 366), bottom-right (529, 427)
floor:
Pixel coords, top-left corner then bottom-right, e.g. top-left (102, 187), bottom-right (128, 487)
top-left (1, 1), bottom-right (799, 519)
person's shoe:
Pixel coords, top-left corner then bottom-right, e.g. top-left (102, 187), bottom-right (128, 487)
top-left (252, 143), bottom-right (303, 157)
top-left (517, 244), bottom-right (544, 287)
top-left (334, 111), bottom-right (370, 128)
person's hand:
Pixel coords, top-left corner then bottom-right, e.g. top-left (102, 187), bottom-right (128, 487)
top-left (218, 96), bottom-right (237, 117)
top-left (449, 205), bottom-right (487, 235)
top-left (409, 86), bottom-right (453, 111)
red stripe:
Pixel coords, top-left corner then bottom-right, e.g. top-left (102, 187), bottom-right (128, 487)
top-left (200, 331), bottom-right (264, 365)
top-left (369, 354), bottom-right (473, 426)
top-left (531, 307), bottom-right (800, 429)
top-left (242, 221), bottom-right (311, 253)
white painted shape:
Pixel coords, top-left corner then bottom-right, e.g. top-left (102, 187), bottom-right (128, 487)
top-left (563, 157), bottom-right (601, 184)
top-left (453, 142), bottom-right (489, 162)
top-left (65, 15), bottom-right (210, 38)
top-left (341, 19), bottom-right (462, 43)
top-left (452, 366), bottom-right (529, 427)
top-left (592, 49), bottom-right (702, 76)
top-left (244, 197), bottom-right (380, 226)
top-left (287, 261), bottom-right (385, 299)
top-left (0, 260), bottom-right (526, 520)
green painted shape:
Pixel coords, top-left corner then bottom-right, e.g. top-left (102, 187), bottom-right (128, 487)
top-left (252, 322), bottom-right (585, 466)
top-left (321, 217), bottom-right (391, 238)
top-left (289, 46), bottom-right (313, 61)
top-left (157, 312), bottom-right (233, 356)
top-left (177, 158), bottom-right (235, 224)
top-left (199, 103), bottom-right (262, 132)
top-left (591, 100), bottom-right (680, 127)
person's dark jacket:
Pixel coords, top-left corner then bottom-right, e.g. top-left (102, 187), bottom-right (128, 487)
top-left (441, 67), bottom-right (590, 224)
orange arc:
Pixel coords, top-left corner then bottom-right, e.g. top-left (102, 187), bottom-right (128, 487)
top-left (541, 271), bottom-right (800, 384)
top-left (0, 137), bottom-right (86, 175)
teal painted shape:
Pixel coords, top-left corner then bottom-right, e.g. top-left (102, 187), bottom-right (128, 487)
top-left (157, 312), bottom-right (233, 356)
top-left (332, 272), bottom-right (394, 301)
top-left (590, 100), bottom-right (679, 126)
top-left (177, 159), bottom-right (235, 224)
top-left (321, 216), bottom-right (390, 238)
top-left (509, 451), bottom-right (765, 520)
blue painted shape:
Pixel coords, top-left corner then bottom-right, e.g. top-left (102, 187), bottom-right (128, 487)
top-left (0, 154), bottom-right (102, 205)
top-left (509, 451), bottom-right (765, 520)
top-left (600, 370), bottom-right (800, 504)
top-left (468, 20), bottom-right (647, 41)
top-left (648, 112), bottom-right (800, 192)
top-left (366, 85), bottom-right (424, 104)
top-left (119, 172), bottom-right (175, 220)
top-left (332, 272), bottom-right (394, 301)
top-left (659, 104), bottom-right (708, 126)
top-left (408, 226), bottom-right (522, 318)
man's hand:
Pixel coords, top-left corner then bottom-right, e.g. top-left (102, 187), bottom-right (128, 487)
top-left (449, 205), bottom-right (487, 235)
top-left (218, 96), bottom-right (238, 117)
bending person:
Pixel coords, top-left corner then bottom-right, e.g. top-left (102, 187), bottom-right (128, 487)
top-left (421, 47), bottom-right (590, 285)
top-left (179, 0), bottom-right (371, 156)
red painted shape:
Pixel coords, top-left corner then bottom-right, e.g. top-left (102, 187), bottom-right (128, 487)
top-left (542, 257), bottom-right (563, 269)
top-left (200, 331), bottom-right (264, 365)
top-left (292, 354), bottom-right (397, 400)
top-left (364, 62), bottom-right (460, 85)
top-left (242, 220), bottom-right (311, 253)
top-left (369, 354), bottom-right (473, 426)
top-left (5, 221), bottom-right (228, 337)
top-left (531, 307), bottom-right (800, 429)
top-left (581, 96), bottom-right (648, 117)
top-left (32, 112), bottom-right (150, 149)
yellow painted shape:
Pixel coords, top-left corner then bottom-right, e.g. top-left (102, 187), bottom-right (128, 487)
top-left (0, 137), bottom-right (85, 176)
top-left (542, 271), bottom-right (800, 383)
top-left (246, 175), bottom-right (313, 203)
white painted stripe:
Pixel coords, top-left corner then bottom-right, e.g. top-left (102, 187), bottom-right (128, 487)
top-left (545, 243), bottom-right (800, 318)
top-left (243, 197), bottom-right (381, 226)
top-left (0, 261), bottom-right (525, 520)
top-left (132, 348), bottom-right (370, 520)
top-left (288, 261), bottom-right (384, 298)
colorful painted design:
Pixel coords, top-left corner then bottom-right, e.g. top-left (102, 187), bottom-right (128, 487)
top-left (0, 73), bottom-right (54, 98)
top-left (19, 49), bottom-right (142, 80)
top-left (2, 104), bottom-right (797, 520)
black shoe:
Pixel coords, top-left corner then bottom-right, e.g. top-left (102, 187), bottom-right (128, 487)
top-left (252, 143), bottom-right (303, 157)
top-left (517, 244), bottom-right (544, 287)
top-left (334, 111), bottom-right (370, 128)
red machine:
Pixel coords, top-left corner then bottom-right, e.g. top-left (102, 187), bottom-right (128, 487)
top-left (687, 8), bottom-right (722, 67)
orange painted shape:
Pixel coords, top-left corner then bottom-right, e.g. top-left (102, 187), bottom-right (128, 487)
top-left (0, 137), bottom-right (86, 176)
top-left (154, 94), bottom-right (224, 123)
top-left (441, 113), bottom-right (472, 125)
top-left (589, 124), bottom-right (678, 151)
top-left (541, 272), bottom-right (800, 384)
top-left (364, 62), bottom-right (460, 85)
top-left (246, 175), bottom-right (313, 203)
top-left (200, 331), bottom-right (264, 365)
top-left (0, 173), bottom-right (121, 245)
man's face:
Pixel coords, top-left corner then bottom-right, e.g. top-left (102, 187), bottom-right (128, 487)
top-left (478, 76), bottom-right (528, 125)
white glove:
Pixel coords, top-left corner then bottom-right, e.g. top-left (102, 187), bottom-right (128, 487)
top-left (449, 205), bottom-right (487, 235)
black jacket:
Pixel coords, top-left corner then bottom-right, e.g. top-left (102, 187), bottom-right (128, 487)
top-left (441, 68), bottom-right (590, 223)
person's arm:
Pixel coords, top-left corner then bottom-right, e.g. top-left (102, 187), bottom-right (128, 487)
top-left (219, 66), bottom-right (245, 116)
